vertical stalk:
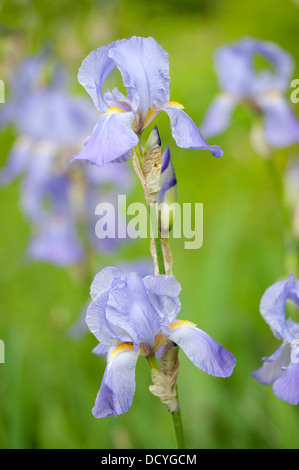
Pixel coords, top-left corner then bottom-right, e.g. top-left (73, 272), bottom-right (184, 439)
top-left (265, 158), bottom-right (299, 278)
top-left (135, 142), bottom-right (185, 449)
top-left (149, 204), bottom-right (166, 275)
top-left (171, 395), bottom-right (185, 449)
top-left (148, 203), bottom-right (185, 449)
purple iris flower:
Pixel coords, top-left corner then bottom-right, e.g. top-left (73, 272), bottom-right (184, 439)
top-left (0, 53), bottom-right (132, 265)
top-left (0, 53), bottom-right (96, 190)
top-left (252, 274), bottom-right (299, 404)
top-left (69, 258), bottom-right (154, 339)
top-left (72, 36), bottom-right (223, 167)
top-left (201, 37), bottom-right (299, 148)
top-left (86, 267), bottom-right (236, 418)
top-left (0, 52), bottom-right (96, 145)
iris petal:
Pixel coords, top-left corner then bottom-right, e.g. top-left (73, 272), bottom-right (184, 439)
top-left (258, 93), bottom-right (299, 148)
top-left (215, 37), bottom-right (294, 98)
top-left (142, 274), bottom-right (181, 333)
top-left (200, 93), bottom-right (236, 138)
top-left (106, 272), bottom-right (160, 347)
top-left (108, 36), bottom-right (170, 120)
top-left (27, 217), bottom-right (83, 266)
top-left (86, 287), bottom-right (127, 345)
top-left (272, 361), bottom-right (299, 405)
top-left (259, 274), bottom-right (296, 342)
top-left (252, 343), bottom-right (291, 386)
top-left (168, 321), bottom-right (236, 377)
top-left (77, 40), bottom-right (125, 112)
top-left (73, 110), bottom-right (138, 166)
top-left (162, 105), bottom-right (223, 158)
top-left (90, 266), bottom-right (123, 300)
top-left (92, 345), bottom-right (139, 418)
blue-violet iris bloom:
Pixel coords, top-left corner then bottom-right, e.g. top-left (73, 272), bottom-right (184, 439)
top-left (86, 267), bottom-right (236, 418)
top-left (73, 36), bottom-right (223, 167)
top-left (200, 37), bottom-right (299, 148)
top-left (0, 53), bottom-right (132, 265)
top-left (252, 274), bottom-right (299, 404)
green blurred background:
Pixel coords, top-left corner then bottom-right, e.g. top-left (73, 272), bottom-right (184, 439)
top-left (0, 0), bottom-right (299, 449)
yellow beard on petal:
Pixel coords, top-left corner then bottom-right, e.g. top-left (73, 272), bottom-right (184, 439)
top-left (167, 101), bottom-right (184, 110)
top-left (108, 343), bottom-right (134, 361)
top-left (170, 320), bottom-right (197, 330)
top-left (106, 107), bottom-right (125, 114)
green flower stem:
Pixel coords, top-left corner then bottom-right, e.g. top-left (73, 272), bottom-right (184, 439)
top-left (134, 141), bottom-right (185, 449)
top-left (148, 206), bottom-right (185, 449)
top-left (146, 354), bottom-right (185, 449)
top-left (171, 395), bottom-right (185, 450)
top-left (149, 204), bottom-right (166, 275)
top-left (265, 158), bottom-right (299, 278)
top-left (147, 353), bottom-right (158, 370)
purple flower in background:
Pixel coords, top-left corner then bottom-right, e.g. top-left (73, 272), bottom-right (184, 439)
top-left (0, 53), bottom-right (133, 265)
top-left (73, 35), bottom-right (223, 167)
top-left (0, 52), bottom-right (96, 145)
top-left (83, 162), bottom-right (133, 254)
top-left (86, 267), bottom-right (236, 418)
top-left (201, 37), bottom-right (299, 148)
top-left (252, 274), bottom-right (299, 404)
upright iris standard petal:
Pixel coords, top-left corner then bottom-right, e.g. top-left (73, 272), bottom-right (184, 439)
top-left (203, 37), bottom-right (298, 148)
top-left (215, 38), bottom-right (294, 98)
top-left (168, 321), bottom-right (236, 377)
top-left (142, 274), bottom-right (181, 330)
top-left (73, 110), bottom-right (138, 166)
top-left (215, 41), bottom-right (254, 98)
top-left (90, 266), bottom-right (123, 300)
top-left (106, 272), bottom-right (160, 347)
top-left (259, 274), bottom-right (297, 342)
top-left (86, 284), bottom-right (127, 345)
top-left (200, 93), bottom-right (236, 138)
top-left (77, 40), bottom-right (125, 112)
top-left (92, 345), bottom-right (139, 418)
top-left (163, 105), bottom-right (223, 158)
top-left (108, 36), bottom-right (170, 120)
top-left (258, 93), bottom-right (299, 147)
top-left (249, 38), bottom-right (294, 94)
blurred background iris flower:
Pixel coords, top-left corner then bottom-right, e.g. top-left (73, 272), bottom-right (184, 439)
top-left (0, 0), bottom-right (299, 450)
